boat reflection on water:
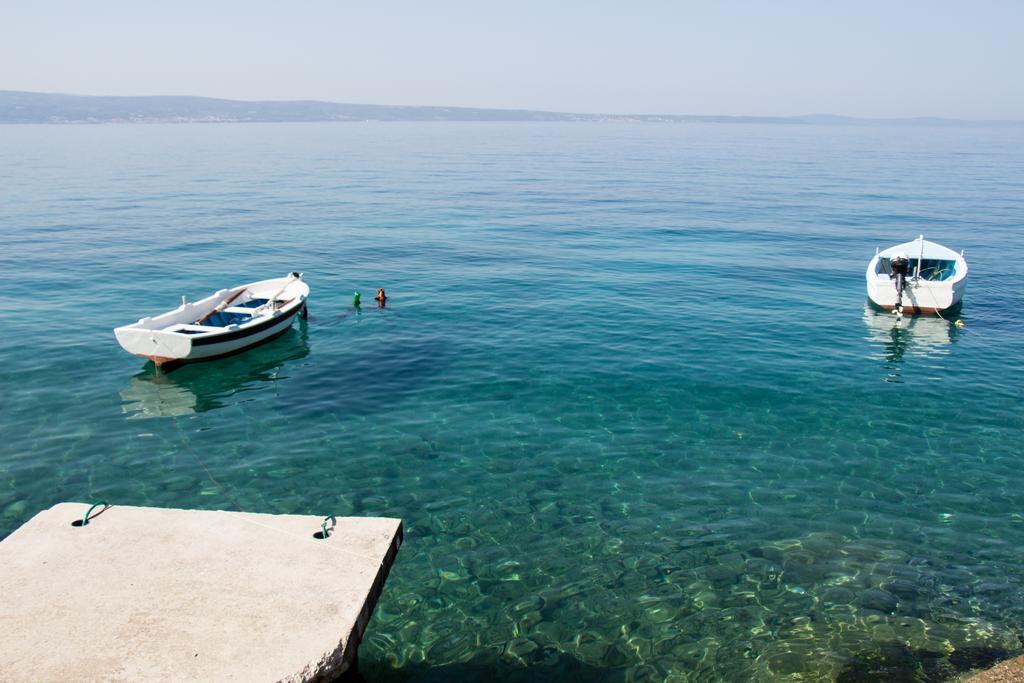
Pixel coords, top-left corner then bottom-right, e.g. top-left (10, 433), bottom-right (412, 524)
top-left (120, 323), bottom-right (310, 418)
top-left (863, 305), bottom-right (961, 383)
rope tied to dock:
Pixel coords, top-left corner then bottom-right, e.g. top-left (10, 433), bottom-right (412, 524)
top-left (170, 419), bottom-right (384, 562)
top-left (76, 501), bottom-right (109, 527)
top-left (320, 515), bottom-right (336, 539)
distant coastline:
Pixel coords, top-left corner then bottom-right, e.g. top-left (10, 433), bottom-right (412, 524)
top-left (2, 90), bottom-right (1022, 127)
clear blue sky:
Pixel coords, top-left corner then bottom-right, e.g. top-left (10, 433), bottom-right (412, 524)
top-left (3, 0), bottom-right (1022, 119)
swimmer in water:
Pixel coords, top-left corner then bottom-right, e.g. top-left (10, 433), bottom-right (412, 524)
top-left (375, 288), bottom-right (387, 307)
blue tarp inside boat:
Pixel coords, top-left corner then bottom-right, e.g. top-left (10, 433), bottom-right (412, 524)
top-left (879, 258), bottom-right (956, 281)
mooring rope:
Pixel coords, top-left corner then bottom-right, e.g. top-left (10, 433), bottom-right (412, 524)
top-left (917, 281), bottom-right (964, 328)
top-left (170, 418), bottom-right (384, 563)
top-left (173, 418), bottom-right (248, 512)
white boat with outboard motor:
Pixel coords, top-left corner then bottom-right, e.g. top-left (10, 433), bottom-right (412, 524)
top-left (865, 235), bottom-right (967, 315)
top-left (114, 273), bottom-right (309, 367)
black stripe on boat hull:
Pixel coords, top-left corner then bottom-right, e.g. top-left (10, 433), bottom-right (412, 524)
top-left (156, 325), bottom-right (298, 372)
top-left (190, 305), bottom-right (301, 346)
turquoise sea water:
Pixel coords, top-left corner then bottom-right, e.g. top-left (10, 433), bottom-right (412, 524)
top-left (2, 122), bottom-right (1023, 681)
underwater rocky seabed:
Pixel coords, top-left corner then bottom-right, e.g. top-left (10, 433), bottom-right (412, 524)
top-left (2, 122), bottom-right (1023, 681)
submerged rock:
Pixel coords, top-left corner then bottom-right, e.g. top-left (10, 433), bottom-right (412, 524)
top-left (883, 578), bottom-right (922, 600)
top-left (820, 586), bottom-right (856, 606)
top-left (1, 499), bottom-right (27, 520)
top-left (858, 588), bottom-right (899, 613)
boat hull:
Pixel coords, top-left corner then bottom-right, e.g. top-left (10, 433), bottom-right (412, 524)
top-left (865, 277), bottom-right (966, 314)
top-left (136, 307), bottom-right (302, 367)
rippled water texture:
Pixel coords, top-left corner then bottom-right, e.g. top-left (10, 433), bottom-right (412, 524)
top-left (2, 122), bottom-right (1023, 681)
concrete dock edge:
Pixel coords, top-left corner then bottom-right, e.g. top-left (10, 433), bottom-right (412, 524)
top-left (0, 502), bottom-right (403, 682)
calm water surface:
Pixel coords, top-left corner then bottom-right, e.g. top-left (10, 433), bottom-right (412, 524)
top-left (2, 122), bottom-right (1023, 681)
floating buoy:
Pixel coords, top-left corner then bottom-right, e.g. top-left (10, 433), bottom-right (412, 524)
top-left (954, 319), bottom-right (965, 329)
top-left (353, 291), bottom-right (361, 307)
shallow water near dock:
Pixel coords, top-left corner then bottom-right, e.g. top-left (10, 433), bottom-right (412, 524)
top-left (2, 122), bottom-right (1023, 681)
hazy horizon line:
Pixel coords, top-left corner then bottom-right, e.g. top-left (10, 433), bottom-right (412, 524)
top-left (4, 89), bottom-right (1024, 126)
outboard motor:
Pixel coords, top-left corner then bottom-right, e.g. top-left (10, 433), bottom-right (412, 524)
top-left (889, 253), bottom-right (910, 314)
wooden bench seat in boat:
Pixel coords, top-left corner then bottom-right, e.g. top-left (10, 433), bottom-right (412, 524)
top-left (161, 323), bottom-right (228, 335)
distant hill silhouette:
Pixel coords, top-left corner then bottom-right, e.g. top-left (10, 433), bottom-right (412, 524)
top-left (1, 91), bottom-right (1020, 126)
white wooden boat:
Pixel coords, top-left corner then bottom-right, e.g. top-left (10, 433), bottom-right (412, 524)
top-left (114, 273), bottom-right (309, 367)
top-left (865, 236), bottom-right (967, 315)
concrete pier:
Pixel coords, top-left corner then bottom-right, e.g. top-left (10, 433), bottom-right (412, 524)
top-left (0, 502), bottom-right (402, 682)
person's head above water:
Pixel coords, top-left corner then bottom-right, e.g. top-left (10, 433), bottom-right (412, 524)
top-left (375, 288), bottom-right (387, 302)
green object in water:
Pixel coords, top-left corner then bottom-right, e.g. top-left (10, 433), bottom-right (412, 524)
top-left (353, 291), bottom-right (361, 306)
